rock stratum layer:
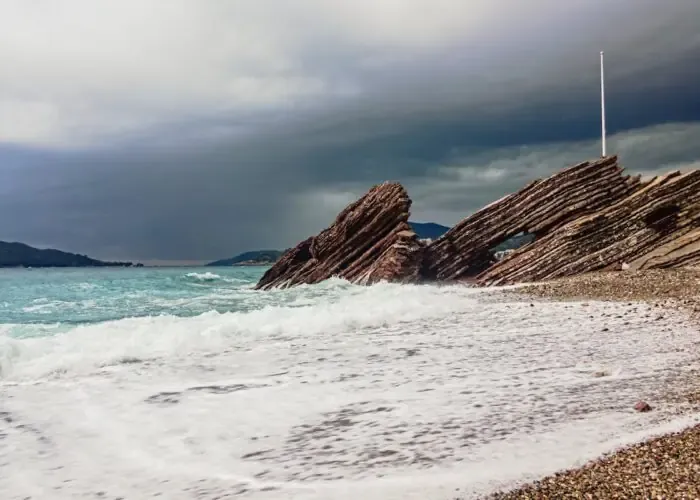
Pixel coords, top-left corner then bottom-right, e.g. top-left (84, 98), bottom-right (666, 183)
top-left (479, 168), bottom-right (700, 285)
top-left (424, 156), bottom-right (641, 280)
top-left (255, 183), bottom-right (424, 290)
top-left (256, 156), bottom-right (700, 289)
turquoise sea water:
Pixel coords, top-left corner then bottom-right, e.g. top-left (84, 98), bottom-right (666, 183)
top-left (1, 267), bottom-right (700, 499)
top-left (0, 267), bottom-right (267, 335)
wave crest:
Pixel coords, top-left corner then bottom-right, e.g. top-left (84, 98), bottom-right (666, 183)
top-left (185, 272), bottom-right (222, 282)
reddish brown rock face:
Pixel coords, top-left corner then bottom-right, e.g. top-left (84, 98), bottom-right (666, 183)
top-left (479, 168), bottom-right (700, 285)
top-left (256, 156), bottom-right (700, 290)
top-left (255, 182), bottom-right (425, 290)
top-left (424, 156), bottom-right (641, 281)
top-left (634, 401), bottom-right (652, 412)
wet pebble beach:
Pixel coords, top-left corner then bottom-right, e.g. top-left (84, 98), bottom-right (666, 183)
top-left (488, 424), bottom-right (700, 499)
top-left (488, 268), bottom-right (700, 499)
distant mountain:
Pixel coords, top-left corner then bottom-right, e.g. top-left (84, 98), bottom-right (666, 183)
top-left (207, 250), bottom-right (283, 267)
top-left (0, 241), bottom-right (140, 268)
top-left (409, 222), bottom-right (450, 240)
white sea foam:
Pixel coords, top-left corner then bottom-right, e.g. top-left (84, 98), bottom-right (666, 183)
top-left (0, 283), bottom-right (485, 380)
top-left (185, 271), bottom-right (223, 281)
top-left (22, 302), bottom-right (57, 313)
top-left (21, 298), bottom-right (98, 314)
top-left (184, 271), bottom-right (251, 286)
top-left (1, 282), bottom-right (699, 499)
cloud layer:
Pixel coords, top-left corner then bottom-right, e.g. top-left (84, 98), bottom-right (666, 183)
top-left (1, 0), bottom-right (700, 260)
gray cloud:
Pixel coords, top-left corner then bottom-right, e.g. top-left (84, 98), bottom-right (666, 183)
top-left (1, 0), bottom-right (700, 261)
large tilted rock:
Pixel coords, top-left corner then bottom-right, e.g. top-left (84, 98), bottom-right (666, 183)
top-left (255, 182), bottom-right (424, 290)
top-left (257, 155), bottom-right (700, 290)
top-left (423, 156), bottom-right (641, 280)
top-left (478, 169), bottom-right (700, 285)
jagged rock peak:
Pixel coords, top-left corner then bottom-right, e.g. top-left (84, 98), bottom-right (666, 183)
top-left (255, 182), bottom-right (424, 290)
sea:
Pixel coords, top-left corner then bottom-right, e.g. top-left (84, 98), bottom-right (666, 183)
top-left (1, 266), bottom-right (700, 500)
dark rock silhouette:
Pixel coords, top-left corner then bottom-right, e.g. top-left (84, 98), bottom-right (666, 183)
top-left (0, 241), bottom-right (138, 268)
top-left (207, 250), bottom-right (283, 267)
top-left (408, 222), bottom-right (449, 240)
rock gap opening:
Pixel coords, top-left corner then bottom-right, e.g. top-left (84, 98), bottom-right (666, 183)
top-left (644, 205), bottom-right (680, 231)
top-left (489, 232), bottom-right (536, 261)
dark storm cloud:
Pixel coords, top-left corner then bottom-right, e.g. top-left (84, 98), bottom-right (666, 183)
top-left (2, 0), bottom-right (700, 260)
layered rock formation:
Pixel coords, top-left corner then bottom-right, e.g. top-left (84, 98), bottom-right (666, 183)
top-left (478, 169), bottom-right (700, 285)
top-left (423, 156), bottom-right (641, 280)
top-left (256, 155), bottom-right (700, 290)
top-left (255, 182), bottom-right (424, 290)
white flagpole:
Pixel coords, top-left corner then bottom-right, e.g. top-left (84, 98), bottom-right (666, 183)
top-left (600, 51), bottom-right (607, 157)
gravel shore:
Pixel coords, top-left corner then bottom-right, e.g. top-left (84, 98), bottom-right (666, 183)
top-left (510, 268), bottom-right (700, 315)
top-left (487, 269), bottom-right (700, 499)
top-left (487, 425), bottom-right (700, 499)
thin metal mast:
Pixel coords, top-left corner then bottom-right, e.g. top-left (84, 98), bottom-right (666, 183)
top-left (600, 51), bottom-right (607, 157)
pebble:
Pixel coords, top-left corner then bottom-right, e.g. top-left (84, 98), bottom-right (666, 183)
top-left (486, 425), bottom-right (700, 499)
top-left (487, 268), bottom-right (700, 499)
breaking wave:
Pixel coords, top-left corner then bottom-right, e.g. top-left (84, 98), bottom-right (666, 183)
top-left (0, 282), bottom-right (488, 380)
top-left (184, 271), bottom-right (223, 282)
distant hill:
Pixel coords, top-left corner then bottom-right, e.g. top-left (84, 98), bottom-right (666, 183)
top-left (0, 241), bottom-right (139, 268)
top-left (409, 222), bottom-right (450, 240)
top-left (206, 250), bottom-right (283, 267)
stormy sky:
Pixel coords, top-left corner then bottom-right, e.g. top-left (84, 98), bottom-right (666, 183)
top-left (1, 0), bottom-right (700, 262)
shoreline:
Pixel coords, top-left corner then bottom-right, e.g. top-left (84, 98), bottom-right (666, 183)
top-left (486, 268), bottom-right (700, 499)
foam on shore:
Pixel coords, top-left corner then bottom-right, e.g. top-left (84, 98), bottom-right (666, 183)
top-left (2, 281), bottom-right (699, 499)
